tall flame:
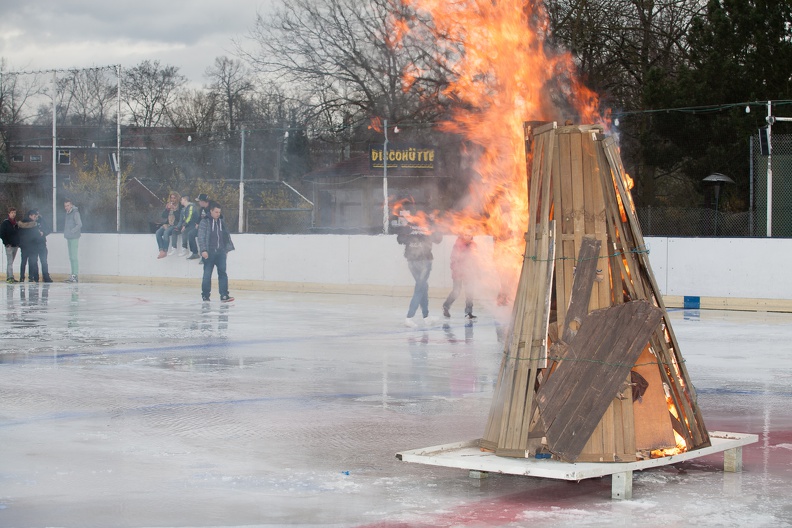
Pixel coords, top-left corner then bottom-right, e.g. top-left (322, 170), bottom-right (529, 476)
top-left (394, 0), bottom-right (610, 305)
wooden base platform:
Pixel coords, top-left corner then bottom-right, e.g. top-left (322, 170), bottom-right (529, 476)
top-left (396, 431), bottom-right (757, 499)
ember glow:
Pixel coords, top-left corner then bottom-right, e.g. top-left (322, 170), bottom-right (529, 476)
top-left (650, 384), bottom-right (689, 458)
top-left (393, 0), bottom-right (610, 303)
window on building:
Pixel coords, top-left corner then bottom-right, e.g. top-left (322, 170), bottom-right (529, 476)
top-left (30, 155), bottom-right (42, 162)
top-left (58, 150), bottom-right (71, 165)
top-left (11, 154), bottom-right (24, 162)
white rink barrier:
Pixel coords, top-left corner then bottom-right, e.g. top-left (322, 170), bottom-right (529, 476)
top-left (16, 234), bottom-right (792, 310)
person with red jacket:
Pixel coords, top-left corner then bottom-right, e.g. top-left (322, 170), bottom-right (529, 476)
top-left (442, 232), bottom-right (478, 320)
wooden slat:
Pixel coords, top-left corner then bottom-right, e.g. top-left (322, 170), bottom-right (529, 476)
top-left (560, 237), bottom-right (601, 344)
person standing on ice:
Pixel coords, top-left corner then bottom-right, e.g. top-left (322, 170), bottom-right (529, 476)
top-left (442, 231), bottom-right (478, 320)
top-left (197, 202), bottom-right (235, 303)
top-left (63, 199), bottom-right (82, 283)
top-left (397, 213), bottom-right (442, 327)
top-left (1, 207), bottom-right (20, 283)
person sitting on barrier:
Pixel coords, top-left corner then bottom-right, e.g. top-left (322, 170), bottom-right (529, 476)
top-left (176, 194), bottom-right (198, 257)
top-left (155, 192), bottom-right (181, 259)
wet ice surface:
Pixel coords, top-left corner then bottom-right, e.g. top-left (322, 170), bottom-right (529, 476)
top-left (1, 282), bottom-right (791, 527)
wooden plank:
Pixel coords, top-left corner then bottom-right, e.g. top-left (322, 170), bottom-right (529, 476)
top-left (560, 237), bottom-right (602, 344)
top-left (536, 300), bottom-right (663, 462)
top-left (570, 130), bottom-right (585, 270)
top-left (557, 131), bottom-right (574, 323)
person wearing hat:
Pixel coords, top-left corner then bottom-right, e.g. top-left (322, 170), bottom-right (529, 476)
top-left (187, 194), bottom-right (211, 260)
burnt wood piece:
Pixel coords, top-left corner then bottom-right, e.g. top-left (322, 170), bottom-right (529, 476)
top-left (560, 237), bottom-right (602, 345)
top-left (536, 300), bottom-right (663, 462)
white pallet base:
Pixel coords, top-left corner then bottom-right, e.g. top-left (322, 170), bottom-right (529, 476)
top-left (396, 431), bottom-right (757, 500)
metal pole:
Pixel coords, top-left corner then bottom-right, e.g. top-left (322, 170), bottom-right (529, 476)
top-left (749, 136), bottom-right (754, 237)
top-left (239, 124), bottom-right (245, 233)
top-left (116, 64), bottom-right (122, 233)
top-left (383, 119), bottom-right (389, 235)
top-left (766, 101), bottom-right (773, 237)
top-left (51, 71), bottom-right (57, 232)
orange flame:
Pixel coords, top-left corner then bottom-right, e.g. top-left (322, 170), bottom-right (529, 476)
top-left (650, 391), bottom-right (688, 458)
top-left (392, 0), bottom-right (610, 306)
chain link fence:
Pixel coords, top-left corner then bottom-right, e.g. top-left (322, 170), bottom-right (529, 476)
top-left (5, 120), bottom-right (792, 237)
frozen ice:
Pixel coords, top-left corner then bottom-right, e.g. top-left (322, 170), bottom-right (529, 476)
top-left (1, 282), bottom-right (790, 527)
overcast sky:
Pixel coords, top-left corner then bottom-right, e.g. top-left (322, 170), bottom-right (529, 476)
top-left (0, 0), bottom-right (273, 85)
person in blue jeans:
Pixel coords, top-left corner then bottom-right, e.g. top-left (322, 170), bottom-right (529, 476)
top-left (197, 202), bottom-right (234, 303)
top-left (397, 218), bottom-right (442, 327)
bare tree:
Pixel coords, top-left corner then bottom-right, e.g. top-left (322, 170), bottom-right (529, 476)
top-left (122, 60), bottom-right (187, 127)
top-left (57, 68), bottom-right (118, 126)
top-left (240, 0), bottom-right (446, 140)
top-left (168, 88), bottom-right (219, 133)
top-left (0, 59), bottom-right (44, 126)
top-left (205, 56), bottom-right (254, 132)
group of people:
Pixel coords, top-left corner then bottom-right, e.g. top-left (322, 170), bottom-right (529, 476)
top-left (155, 193), bottom-right (210, 260)
top-left (397, 215), bottom-right (479, 328)
top-left (1, 199), bottom-right (82, 284)
top-left (154, 192), bottom-right (235, 303)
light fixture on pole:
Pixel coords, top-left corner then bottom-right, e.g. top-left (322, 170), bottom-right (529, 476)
top-left (703, 172), bottom-right (734, 236)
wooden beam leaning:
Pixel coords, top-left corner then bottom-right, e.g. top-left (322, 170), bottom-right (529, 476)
top-left (537, 300), bottom-right (664, 462)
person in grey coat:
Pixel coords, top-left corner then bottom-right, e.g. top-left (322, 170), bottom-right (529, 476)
top-left (63, 199), bottom-right (82, 283)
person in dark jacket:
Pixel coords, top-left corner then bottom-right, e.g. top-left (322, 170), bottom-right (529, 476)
top-left (396, 215), bottom-right (442, 327)
top-left (177, 195), bottom-right (199, 258)
top-left (187, 193), bottom-right (211, 260)
top-left (1, 207), bottom-right (20, 283)
top-left (35, 213), bottom-right (53, 282)
top-left (18, 210), bottom-right (43, 283)
top-left (197, 202), bottom-right (234, 303)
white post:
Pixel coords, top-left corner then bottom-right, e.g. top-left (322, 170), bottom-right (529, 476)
top-left (116, 64), bottom-right (122, 233)
top-left (239, 124), bottom-right (245, 233)
top-left (383, 119), bottom-right (389, 235)
top-left (766, 101), bottom-right (773, 238)
top-left (51, 71), bottom-right (57, 232)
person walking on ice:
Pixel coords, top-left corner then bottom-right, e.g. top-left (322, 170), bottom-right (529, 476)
top-left (442, 231), bottom-right (478, 321)
top-left (197, 202), bottom-right (235, 303)
top-left (397, 214), bottom-right (442, 327)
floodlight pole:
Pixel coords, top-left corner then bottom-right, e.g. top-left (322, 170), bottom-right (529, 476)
top-left (116, 64), bottom-right (122, 233)
top-left (239, 124), bottom-right (245, 233)
top-left (51, 71), bottom-right (57, 232)
top-left (765, 101), bottom-right (792, 237)
top-left (383, 119), bottom-right (389, 235)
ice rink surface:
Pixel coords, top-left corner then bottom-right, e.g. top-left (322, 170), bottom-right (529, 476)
top-left (1, 281), bottom-right (790, 527)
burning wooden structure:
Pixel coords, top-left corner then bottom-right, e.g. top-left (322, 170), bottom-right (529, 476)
top-left (481, 122), bottom-right (710, 463)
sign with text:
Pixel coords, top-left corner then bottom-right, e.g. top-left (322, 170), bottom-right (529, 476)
top-left (369, 144), bottom-right (436, 171)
